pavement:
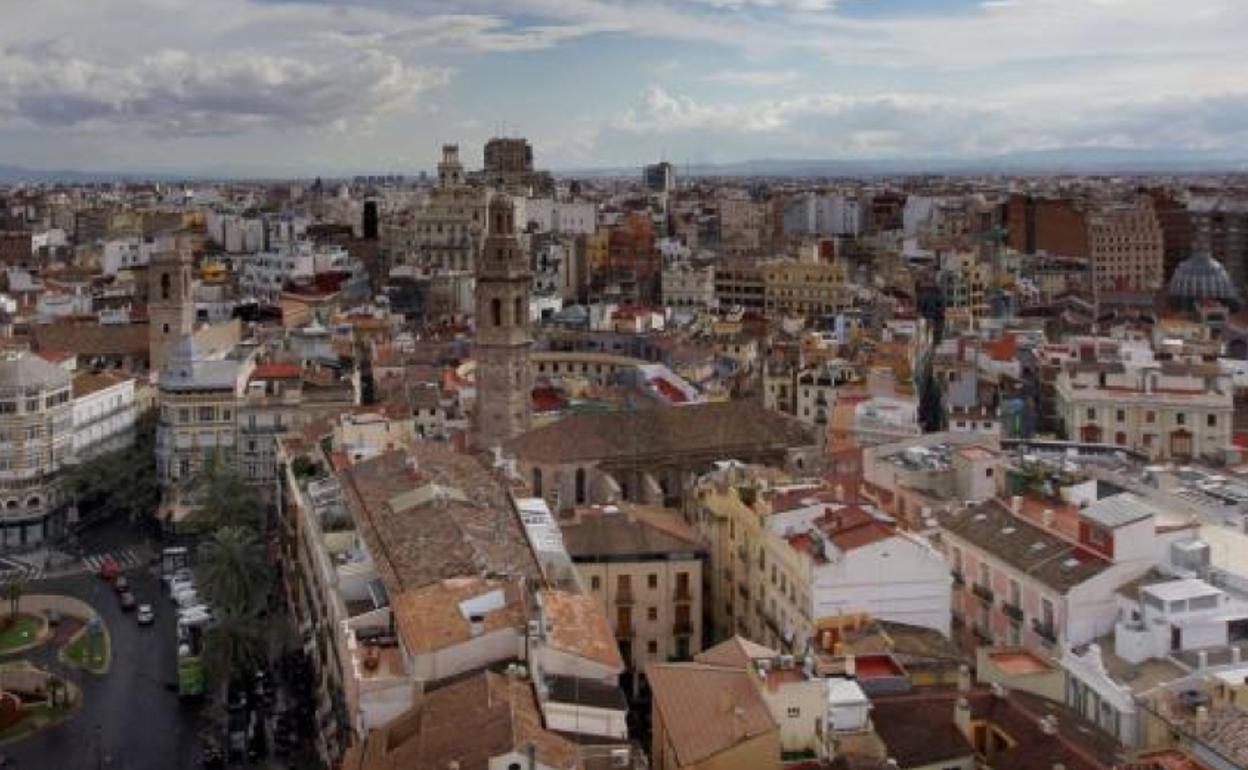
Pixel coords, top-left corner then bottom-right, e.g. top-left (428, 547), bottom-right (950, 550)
top-left (0, 521), bottom-right (204, 770)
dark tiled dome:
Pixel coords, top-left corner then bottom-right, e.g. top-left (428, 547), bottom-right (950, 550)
top-left (1167, 250), bottom-right (1242, 305)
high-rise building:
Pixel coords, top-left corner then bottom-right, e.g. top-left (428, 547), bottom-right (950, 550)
top-left (1189, 196), bottom-right (1248, 290)
top-left (644, 161), bottom-right (675, 194)
top-left (148, 242), bottom-right (194, 374)
top-left (473, 194), bottom-right (532, 450)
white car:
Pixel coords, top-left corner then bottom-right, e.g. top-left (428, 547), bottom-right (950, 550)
top-left (136, 605), bottom-right (155, 625)
top-left (173, 589), bottom-right (200, 609)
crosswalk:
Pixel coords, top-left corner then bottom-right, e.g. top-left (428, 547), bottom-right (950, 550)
top-left (81, 548), bottom-right (146, 574)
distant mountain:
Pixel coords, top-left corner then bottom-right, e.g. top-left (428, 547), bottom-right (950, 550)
top-left (0, 163), bottom-right (180, 184)
top-left (565, 147), bottom-right (1248, 178)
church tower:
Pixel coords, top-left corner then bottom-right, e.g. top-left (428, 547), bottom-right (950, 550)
top-left (148, 242), bottom-right (194, 375)
top-left (438, 144), bottom-right (464, 189)
top-left (474, 193), bottom-right (532, 450)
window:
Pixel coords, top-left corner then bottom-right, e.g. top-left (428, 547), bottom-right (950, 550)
top-left (1116, 409), bottom-right (1125, 422)
top-left (490, 297), bottom-right (502, 327)
top-left (1207, 414), bottom-right (1218, 428)
top-left (590, 575), bottom-right (600, 591)
top-left (198, 406), bottom-right (214, 422)
top-left (1086, 408), bottom-right (1096, 420)
top-left (1146, 411), bottom-right (1156, 424)
top-left (787, 707), bottom-right (801, 718)
top-left (160, 273), bottom-right (171, 300)
top-left (1176, 412), bottom-right (1186, 426)
top-left (575, 468), bottom-right (587, 505)
top-left (647, 606), bottom-right (657, 621)
top-left (532, 468), bottom-right (542, 496)
top-left (647, 574), bottom-right (657, 590)
top-left (647, 640), bottom-right (658, 655)
top-left (979, 562), bottom-right (990, 587)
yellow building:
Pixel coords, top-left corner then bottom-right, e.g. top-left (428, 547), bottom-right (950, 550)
top-left (763, 259), bottom-right (851, 317)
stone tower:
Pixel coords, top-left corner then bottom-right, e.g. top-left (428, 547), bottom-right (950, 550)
top-left (148, 242), bottom-right (194, 375)
top-left (474, 194), bottom-right (532, 450)
top-left (438, 144), bottom-right (464, 189)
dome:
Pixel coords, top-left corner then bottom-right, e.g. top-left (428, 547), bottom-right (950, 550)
top-left (1167, 250), bottom-right (1242, 306)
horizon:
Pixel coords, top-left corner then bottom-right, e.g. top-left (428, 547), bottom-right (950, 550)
top-left (3, 1), bottom-right (1248, 176)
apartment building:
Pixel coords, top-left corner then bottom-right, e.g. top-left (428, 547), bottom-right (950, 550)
top-left (1055, 359), bottom-right (1233, 462)
top-left (763, 259), bottom-right (852, 318)
top-left (1087, 204), bottom-right (1164, 292)
top-left (561, 504), bottom-right (706, 685)
top-left (0, 353), bottom-right (74, 544)
top-left (70, 370), bottom-right (138, 460)
top-left (691, 463), bottom-right (951, 652)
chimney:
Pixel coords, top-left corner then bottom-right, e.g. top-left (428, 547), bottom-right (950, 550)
top-left (1198, 650), bottom-right (1208, 670)
top-left (1011, 495), bottom-right (1022, 515)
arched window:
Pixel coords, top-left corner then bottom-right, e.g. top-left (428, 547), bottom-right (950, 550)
top-left (160, 273), bottom-right (171, 301)
top-left (532, 468), bottom-right (543, 497)
top-left (491, 298), bottom-right (502, 327)
top-left (575, 468), bottom-right (587, 505)
top-left (514, 296), bottom-right (523, 326)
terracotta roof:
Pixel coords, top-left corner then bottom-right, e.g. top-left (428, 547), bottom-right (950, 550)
top-left (250, 363), bottom-right (302, 380)
top-left (349, 671), bottom-right (582, 770)
top-left (539, 589), bottom-right (624, 671)
top-left (391, 577), bottom-right (527, 656)
top-left (32, 321), bottom-right (149, 359)
top-left (505, 400), bottom-right (815, 465)
top-left (870, 696), bottom-right (974, 768)
top-left (337, 447), bottom-right (542, 595)
top-left (694, 635), bottom-right (778, 668)
top-left (646, 662), bottom-right (777, 767)
top-left (561, 505), bottom-right (706, 560)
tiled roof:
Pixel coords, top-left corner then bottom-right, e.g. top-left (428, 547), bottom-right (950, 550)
top-left (539, 589), bottom-right (624, 672)
top-left (391, 577), bottom-right (527, 656)
top-left (349, 671), bottom-right (581, 770)
top-left (72, 370), bottom-right (131, 398)
top-left (694, 635), bottom-right (779, 668)
top-left (942, 499), bottom-right (1111, 594)
top-left (505, 400), bottom-right (815, 465)
top-left (560, 505), bottom-right (706, 560)
top-left (338, 447), bottom-right (542, 595)
top-left (646, 662), bottom-right (777, 767)
top-left (32, 321), bottom-right (149, 358)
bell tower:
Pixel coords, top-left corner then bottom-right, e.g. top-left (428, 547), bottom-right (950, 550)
top-left (148, 241), bottom-right (194, 375)
top-left (474, 193), bottom-right (532, 449)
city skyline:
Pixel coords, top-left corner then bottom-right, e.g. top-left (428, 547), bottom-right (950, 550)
top-left (3, 0), bottom-right (1248, 176)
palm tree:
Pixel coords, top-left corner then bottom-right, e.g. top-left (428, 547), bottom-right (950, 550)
top-left (195, 460), bottom-right (264, 532)
top-left (3, 579), bottom-right (23, 624)
top-left (202, 606), bottom-right (270, 716)
top-left (196, 527), bottom-right (271, 613)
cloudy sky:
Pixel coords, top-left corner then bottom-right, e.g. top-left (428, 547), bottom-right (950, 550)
top-left (1, 0), bottom-right (1246, 175)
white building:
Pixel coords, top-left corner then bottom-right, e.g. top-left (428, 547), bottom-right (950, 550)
top-left (71, 371), bottom-right (137, 460)
top-left (661, 263), bottom-right (716, 310)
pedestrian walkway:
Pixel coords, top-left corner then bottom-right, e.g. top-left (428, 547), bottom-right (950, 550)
top-left (81, 547), bottom-right (148, 575)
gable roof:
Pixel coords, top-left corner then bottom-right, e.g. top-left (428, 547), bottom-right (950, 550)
top-left (646, 662), bottom-right (777, 767)
top-left (694, 635), bottom-right (779, 668)
top-left (504, 400), bottom-right (815, 465)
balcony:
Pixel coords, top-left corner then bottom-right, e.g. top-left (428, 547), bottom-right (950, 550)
top-left (615, 623), bottom-right (635, 640)
top-left (1032, 619), bottom-right (1057, 645)
top-left (971, 583), bottom-right (994, 604)
top-left (1002, 602), bottom-right (1024, 623)
top-left (951, 570), bottom-right (965, 587)
top-left (673, 585), bottom-right (693, 603)
top-left (673, 619), bottom-right (693, 636)
top-left (614, 588), bottom-right (635, 606)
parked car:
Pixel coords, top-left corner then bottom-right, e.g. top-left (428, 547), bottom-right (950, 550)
top-left (136, 604), bottom-right (155, 625)
top-left (114, 576), bottom-right (130, 594)
top-left (119, 591), bottom-right (137, 612)
top-left (98, 557), bottom-right (119, 582)
top-left (173, 590), bottom-right (200, 609)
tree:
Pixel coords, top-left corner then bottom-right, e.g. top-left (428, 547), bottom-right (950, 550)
top-left (196, 527), bottom-right (271, 614)
top-left (194, 459), bottom-right (265, 533)
top-left (202, 606), bottom-right (270, 707)
top-left (2, 579), bottom-right (22, 624)
top-left (64, 412), bottom-right (159, 525)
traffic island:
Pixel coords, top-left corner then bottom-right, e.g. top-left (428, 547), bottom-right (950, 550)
top-left (0, 614), bottom-right (49, 656)
top-left (59, 618), bottom-right (110, 675)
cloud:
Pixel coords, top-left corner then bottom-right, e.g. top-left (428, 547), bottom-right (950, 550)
top-left (0, 44), bottom-right (448, 135)
top-left (702, 69), bottom-right (800, 87)
top-left (324, 13), bottom-right (622, 53)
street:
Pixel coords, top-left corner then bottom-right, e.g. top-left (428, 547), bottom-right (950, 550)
top-left (3, 524), bottom-right (204, 770)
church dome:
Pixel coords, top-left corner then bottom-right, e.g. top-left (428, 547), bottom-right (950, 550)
top-left (1167, 250), bottom-right (1242, 305)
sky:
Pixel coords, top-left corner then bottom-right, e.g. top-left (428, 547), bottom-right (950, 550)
top-left (1, 0), bottom-right (1246, 175)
